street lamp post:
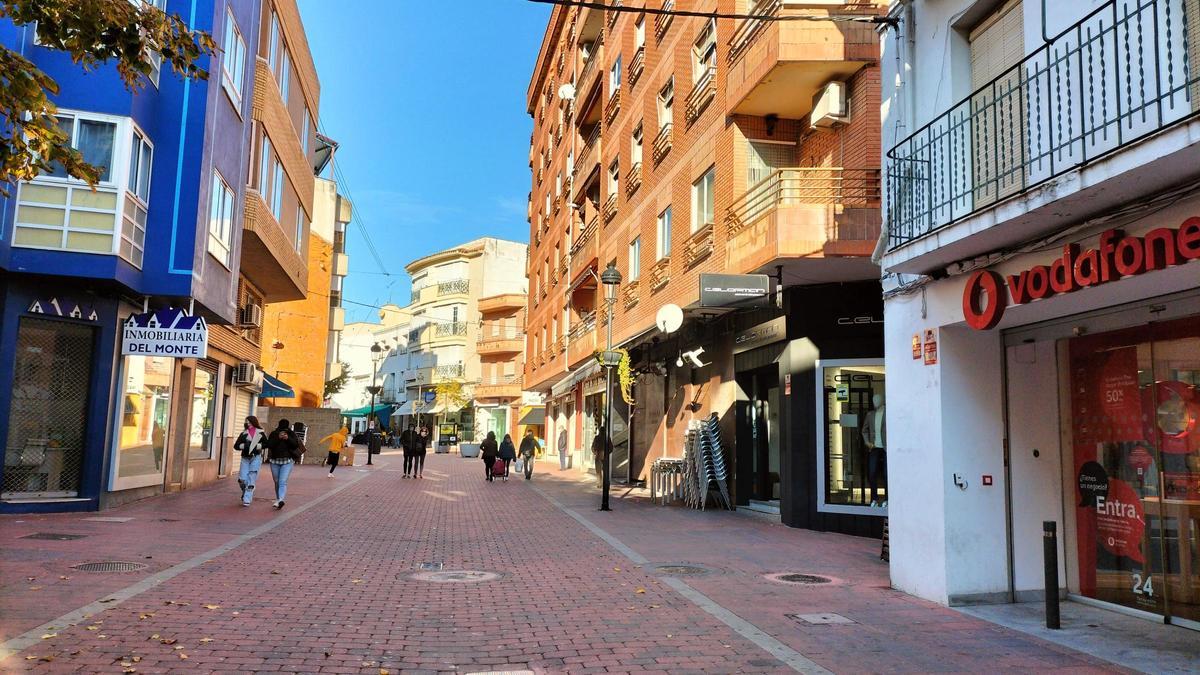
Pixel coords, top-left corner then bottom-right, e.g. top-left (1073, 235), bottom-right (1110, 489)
top-left (599, 262), bottom-right (622, 512)
top-left (367, 342), bottom-right (383, 465)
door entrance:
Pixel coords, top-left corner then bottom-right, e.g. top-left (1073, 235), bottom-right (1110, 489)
top-left (737, 367), bottom-right (780, 505)
top-left (1068, 315), bottom-right (1200, 627)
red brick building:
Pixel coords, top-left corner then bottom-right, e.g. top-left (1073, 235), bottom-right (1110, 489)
top-left (525, 1), bottom-right (888, 535)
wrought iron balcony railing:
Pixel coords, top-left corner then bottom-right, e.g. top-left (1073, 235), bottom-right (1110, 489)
top-left (434, 321), bottom-right (469, 338)
top-left (626, 161), bottom-right (643, 196)
top-left (434, 363), bottom-right (465, 380)
top-left (437, 279), bottom-right (470, 296)
top-left (652, 123), bottom-right (673, 164)
top-left (886, 0), bottom-right (1200, 251)
top-left (629, 46), bottom-right (645, 88)
top-left (654, 0), bottom-right (674, 39)
top-left (728, 0), bottom-right (778, 63)
top-left (727, 167), bottom-right (881, 237)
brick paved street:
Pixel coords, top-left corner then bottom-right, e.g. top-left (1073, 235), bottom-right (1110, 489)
top-left (1, 450), bottom-right (1127, 674)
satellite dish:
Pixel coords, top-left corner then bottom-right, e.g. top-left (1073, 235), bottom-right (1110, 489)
top-left (656, 304), bottom-right (683, 334)
top-left (557, 83), bottom-right (576, 101)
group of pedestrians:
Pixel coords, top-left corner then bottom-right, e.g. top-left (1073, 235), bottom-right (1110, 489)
top-left (479, 429), bottom-right (539, 481)
top-left (234, 416), bottom-right (307, 510)
top-left (399, 424), bottom-right (431, 478)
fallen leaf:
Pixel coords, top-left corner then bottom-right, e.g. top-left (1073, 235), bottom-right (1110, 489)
top-left (173, 645), bottom-right (184, 651)
top-left (40, 633), bottom-right (57, 640)
top-left (635, 588), bottom-right (646, 594)
top-left (159, 638), bottom-right (177, 645)
top-left (98, 635), bottom-right (108, 639)
top-left (120, 662), bottom-right (133, 668)
top-left (138, 613), bottom-right (154, 620)
top-left (178, 653), bottom-right (188, 660)
top-left (381, 669), bottom-right (390, 675)
top-left (202, 604), bottom-right (220, 610)
top-left (324, 651), bottom-right (331, 658)
top-left (29, 586), bottom-right (43, 590)
top-left (164, 600), bottom-right (189, 606)
top-left (199, 638), bottom-right (213, 644)
top-left (270, 570), bottom-right (281, 575)
top-left (649, 604), bottom-right (660, 609)
top-left (351, 579), bottom-right (364, 584)
top-left (26, 576), bottom-right (36, 581)
top-left (231, 611), bottom-right (240, 616)
top-left (123, 669), bottom-right (137, 674)
top-left (86, 626), bottom-right (99, 631)
top-left (100, 598), bottom-right (117, 603)
top-left (69, 650), bottom-right (80, 656)
top-left (131, 656), bottom-right (142, 663)
top-left (24, 656), bottom-right (36, 660)
top-left (59, 576), bottom-right (70, 580)
top-left (613, 567), bottom-right (621, 571)
top-left (38, 655), bottom-right (54, 662)
top-left (149, 634), bottom-right (160, 640)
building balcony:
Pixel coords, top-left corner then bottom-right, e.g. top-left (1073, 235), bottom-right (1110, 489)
top-left (605, 0), bottom-right (621, 29)
top-left (434, 363), bottom-right (465, 381)
top-left (329, 306), bottom-right (345, 332)
top-left (433, 321), bottom-right (469, 341)
top-left (725, 0), bottom-right (877, 120)
top-left (602, 193), bottom-right (618, 224)
top-left (648, 257), bottom-right (670, 291)
top-left (578, 52), bottom-right (601, 100)
top-left (332, 252), bottom-right (349, 277)
top-left (685, 67), bottom-right (717, 125)
top-left (683, 222), bottom-right (716, 268)
top-left (437, 278), bottom-right (470, 297)
top-left (478, 329), bottom-right (524, 355)
top-left (626, 162), bottom-right (642, 197)
top-left (628, 46), bottom-right (645, 88)
top-left (567, 315), bottom-right (599, 367)
top-left (570, 216), bottom-right (599, 281)
top-left (478, 293), bottom-right (526, 314)
top-left (574, 124), bottom-right (602, 179)
top-left (408, 366), bottom-right (433, 385)
top-left (241, 189), bottom-right (307, 302)
top-left (654, 0), bottom-right (673, 39)
top-left (724, 167), bottom-right (881, 275)
top-left (884, 0), bottom-right (1200, 273)
top-left (652, 123), bottom-right (673, 164)
top-left (604, 87), bottom-right (621, 125)
top-left (622, 279), bottom-right (641, 310)
top-left (475, 375), bottom-right (523, 400)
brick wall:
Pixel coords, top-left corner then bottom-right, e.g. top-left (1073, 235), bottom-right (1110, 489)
top-left (261, 231), bottom-right (333, 408)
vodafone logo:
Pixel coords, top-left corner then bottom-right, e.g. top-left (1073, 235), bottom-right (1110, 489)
top-left (963, 219), bottom-right (1200, 330)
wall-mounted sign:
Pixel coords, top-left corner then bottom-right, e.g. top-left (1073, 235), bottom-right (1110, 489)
top-left (912, 334), bottom-right (921, 359)
top-left (699, 273), bottom-right (770, 309)
top-left (732, 316), bottom-right (786, 355)
top-left (424, 391), bottom-right (436, 403)
top-left (963, 221), bottom-right (1200, 329)
top-left (784, 373), bottom-right (791, 396)
top-left (923, 329), bottom-right (938, 365)
top-left (28, 297), bottom-right (99, 321)
top-left (121, 308), bottom-right (208, 358)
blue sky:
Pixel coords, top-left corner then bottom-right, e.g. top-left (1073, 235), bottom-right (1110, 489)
top-left (297, 0), bottom-right (550, 323)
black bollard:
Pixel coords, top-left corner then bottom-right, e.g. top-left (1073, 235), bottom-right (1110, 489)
top-left (1043, 521), bottom-right (1060, 629)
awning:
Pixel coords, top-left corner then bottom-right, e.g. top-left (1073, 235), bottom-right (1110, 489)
top-left (518, 407), bottom-right (546, 426)
top-left (550, 360), bottom-right (600, 398)
top-left (260, 373), bottom-right (294, 398)
top-left (391, 401), bottom-right (414, 417)
top-left (341, 403), bottom-right (392, 418)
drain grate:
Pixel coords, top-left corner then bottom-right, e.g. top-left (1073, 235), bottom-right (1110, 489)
top-left (70, 561), bottom-right (148, 573)
top-left (418, 562), bottom-right (444, 571)
top-left (654, 565), bottom-right (709, 576)
top-left (21, 532), bottom-right (86, 541)
top-left (766, 572), bottom-right (834, 585)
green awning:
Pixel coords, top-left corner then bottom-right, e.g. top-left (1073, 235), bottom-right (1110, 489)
top-left (341, 403), bottom-right (392, 418)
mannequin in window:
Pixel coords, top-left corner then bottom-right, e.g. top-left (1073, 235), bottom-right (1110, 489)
top-left (861, 392), bottom-right (886, 506)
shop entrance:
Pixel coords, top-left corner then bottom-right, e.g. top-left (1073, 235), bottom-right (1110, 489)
top-left (736, 366), bottom-right (780, 506)
top-left (1068, 315), bottom-right (1200, 628)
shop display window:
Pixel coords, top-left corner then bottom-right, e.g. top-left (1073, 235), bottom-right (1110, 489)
top-left (187, 367), bottom-right (216, 461)
top-left (113, 355), bottom-right (172, 489)
top-left (816, 360), bottom-right (886, 515)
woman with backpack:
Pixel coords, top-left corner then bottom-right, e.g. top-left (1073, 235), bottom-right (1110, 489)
top-left (498, 433), bottom-right (517, 481)
top-left (480, 431), bottom-right (499, 482)
top-left (266, 419), bottom-right (302, 509)
top-left (234, 416), bottom-right (266, 507)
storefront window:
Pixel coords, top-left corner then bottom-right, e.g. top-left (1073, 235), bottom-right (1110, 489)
top-left (1069, 317), bottom-right (1200, 623)
top-left (114, 355), bottom-right (172, 488)
top-left (2, 318), bottom-right (94, 498)
top-left (188, 368), bottom-right (216, 460)
top-left (817, 360), bottom-right (886, 514)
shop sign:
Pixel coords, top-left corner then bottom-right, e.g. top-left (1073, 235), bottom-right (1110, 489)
top-left (699, 273), bottom-right (770, 309)
top-left (27, 297), bottom-right (99, 321)
top-left (923, 329), bottom-right (937, 365)
top-left (963, 221), bottom-right (1200, 330)
top-left (121, 308), bottom-right (208, 358)
top-left (424, 391), bottom-right (436, 404)
top-left (732, 316), bottom-right (786, 355)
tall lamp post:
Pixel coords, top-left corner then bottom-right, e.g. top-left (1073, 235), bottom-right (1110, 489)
top-left (599, 262), bottom-right (622, 512)
top-left (367, 342), bottom-right (383, 465)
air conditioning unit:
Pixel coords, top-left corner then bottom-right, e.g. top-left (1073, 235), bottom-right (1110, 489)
top-left (235, 362), bottom-right (259, 385)
top-left (811, 81), bottom-right (849, 128)
top-left (239, 303), bottom-right (263, 328)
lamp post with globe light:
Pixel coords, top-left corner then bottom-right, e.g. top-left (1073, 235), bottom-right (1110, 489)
top-left (599, 262), bottom-right (622, 512)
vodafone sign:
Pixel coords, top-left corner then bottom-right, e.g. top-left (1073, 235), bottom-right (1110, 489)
top-left (963, 219), bottom-right (1200, 330)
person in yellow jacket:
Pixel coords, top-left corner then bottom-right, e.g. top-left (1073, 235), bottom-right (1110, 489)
top-left (320, 425), bottom-right (349, 477)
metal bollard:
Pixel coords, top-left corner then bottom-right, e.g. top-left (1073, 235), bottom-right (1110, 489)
top-left (1043, 521), bottom-right (1060, 629)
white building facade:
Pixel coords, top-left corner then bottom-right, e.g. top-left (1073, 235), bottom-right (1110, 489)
top-left (881, 0), bottom-right (1200, 630)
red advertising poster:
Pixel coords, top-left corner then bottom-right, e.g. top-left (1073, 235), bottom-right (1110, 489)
top-left (923, 329), bottom-right (937, 365)
top-left (1094, 478), bottom-right (1145, 563)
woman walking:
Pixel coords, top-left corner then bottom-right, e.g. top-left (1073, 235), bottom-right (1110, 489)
top-left (234, 416), bottom-right (266, 506)
top-left (480, 431), bottom-right (499, 482)
top-left (519, 429), bottom-right (538, 480)
top-left (320, 424), bottom-right (349, 476)
top-left (266, 419), bottom-right (301, 509)
top-left (412, 426), bottom-right (429, 478)
top-left (498, 433), bottom-right (517, 481)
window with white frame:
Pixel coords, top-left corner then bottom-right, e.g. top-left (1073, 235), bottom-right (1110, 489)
top-left (294, 208), bottom-right (305, 252)
top-left (692, 18), bottom-right (716, 82)
top-left (268, 13), bottom-right (281, 73)
top-left (609, 54), bottom-right (622, 92)
top-left (258, 134), bottom-right (272, 198)
top-left (631, 123), bottom-right (643, 165)
top-left (14, 111), bottom-right (124, 257)
top-left (656, 206), bottom-right (672, 259)
top-left (658, 78), bottom-right (674, 129)
top-left (691, 166), bottom-right (715, 232)
top-left (271, 159), bottom-right (284, 222)
top-left (221, 9), bottom-right (247, 106)
top-left (555, 171), bottom-right (562, 197)
top-left (628, 237), bottom-right (641, 281)
top-left (607, 159), bottom-right (619, 196)
top-left (279, 49), bottom-right (291, 103)
top-left (208, 171), bottom-right (235, 266)
top-left (634, 15), bottom-right (645, 50)
top-left (121, 127), bottom-right (153, 267)
top-left (302, 108), bottom-right (311, 156)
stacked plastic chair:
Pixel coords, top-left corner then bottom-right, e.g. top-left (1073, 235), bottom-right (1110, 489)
top-left (680, 415), bottom-right (732, 511)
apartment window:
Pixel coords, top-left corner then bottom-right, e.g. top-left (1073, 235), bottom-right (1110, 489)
top-left (656, 206), bottom-right (672, 259)
top-left (14, 111), bottom-right (122, 256)
top-left (544, 192), bottom-right (551, 216)
top-left (302, 108), bottom-right (311, 156)
top-left (631, 123), bottom-right (643, 165)
top-left (634, 15), bottom-right (645, 49)
top-left (270, 159), bottom-right (284, 222)
top-left (220, 9), bottom-right (247, 106)
top-left (279, 50), bottom-right (291, 103)
top-left (692, 18), bottom-right (717, 82)
top-left (258, 135), bottom-right (272, 196)
top-left (628, 237), bottom-right (641, 281)
top-left (691, 167), bottom-right (715, 233)
top-left (268, 13), bottom-right (281, 71)
top-left (121, 127), bottom-right (153, 267)
top-left (294, 209), bottom-right (305, 252)
top-left (658, 78), bottom-right (674, 129)
top-left (147, 50), bottom-right (162, 88)
top-left (208, 171), bottom-right (235, 266)
top-left (609, 54), bottom-right (622, 92)
top-left (607, 159), bottom-right (619, 195)
top-left (555, 171), bottom-right (562, 197)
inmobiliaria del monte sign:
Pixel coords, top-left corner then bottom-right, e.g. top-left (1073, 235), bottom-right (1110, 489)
top-left (962, 219), bottom-right (1200, 330)
top-left (122, 308), bottom-right (208, 358)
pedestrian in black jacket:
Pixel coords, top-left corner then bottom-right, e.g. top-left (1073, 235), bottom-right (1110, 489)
top-left (480, 431), bottom-right (499, 482)
top-left (266, 419), bottom-right (301, 509)
top-left (498, 434), bottom-right (517, 481)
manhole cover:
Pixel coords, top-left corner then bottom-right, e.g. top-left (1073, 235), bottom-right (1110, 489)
top-left (766, 572), bottom-right (834, 585)
top-left (70, 561), bottom-right (148, 573)
top-left (654, 565), bottom-right (709, 576)
top-left (418, 561), bottom-right (444, 571)
top-left (409, 570), bottom-right (501, 583)
top-left (788, 612), bottom-right (856, 625)
top-left (21, 532), bottom-right (86, 541)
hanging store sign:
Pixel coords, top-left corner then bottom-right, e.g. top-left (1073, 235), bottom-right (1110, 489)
top-left (732, 316), bottom-right (786, 355)
top-left (121, 308), bottom-right (208, 358)
top-left (963, 221), bottom-right (1200, 330)
top-left (699, 273), bottom-right (770, 309)
top-left (923, 329), bottom-right (938, 365)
